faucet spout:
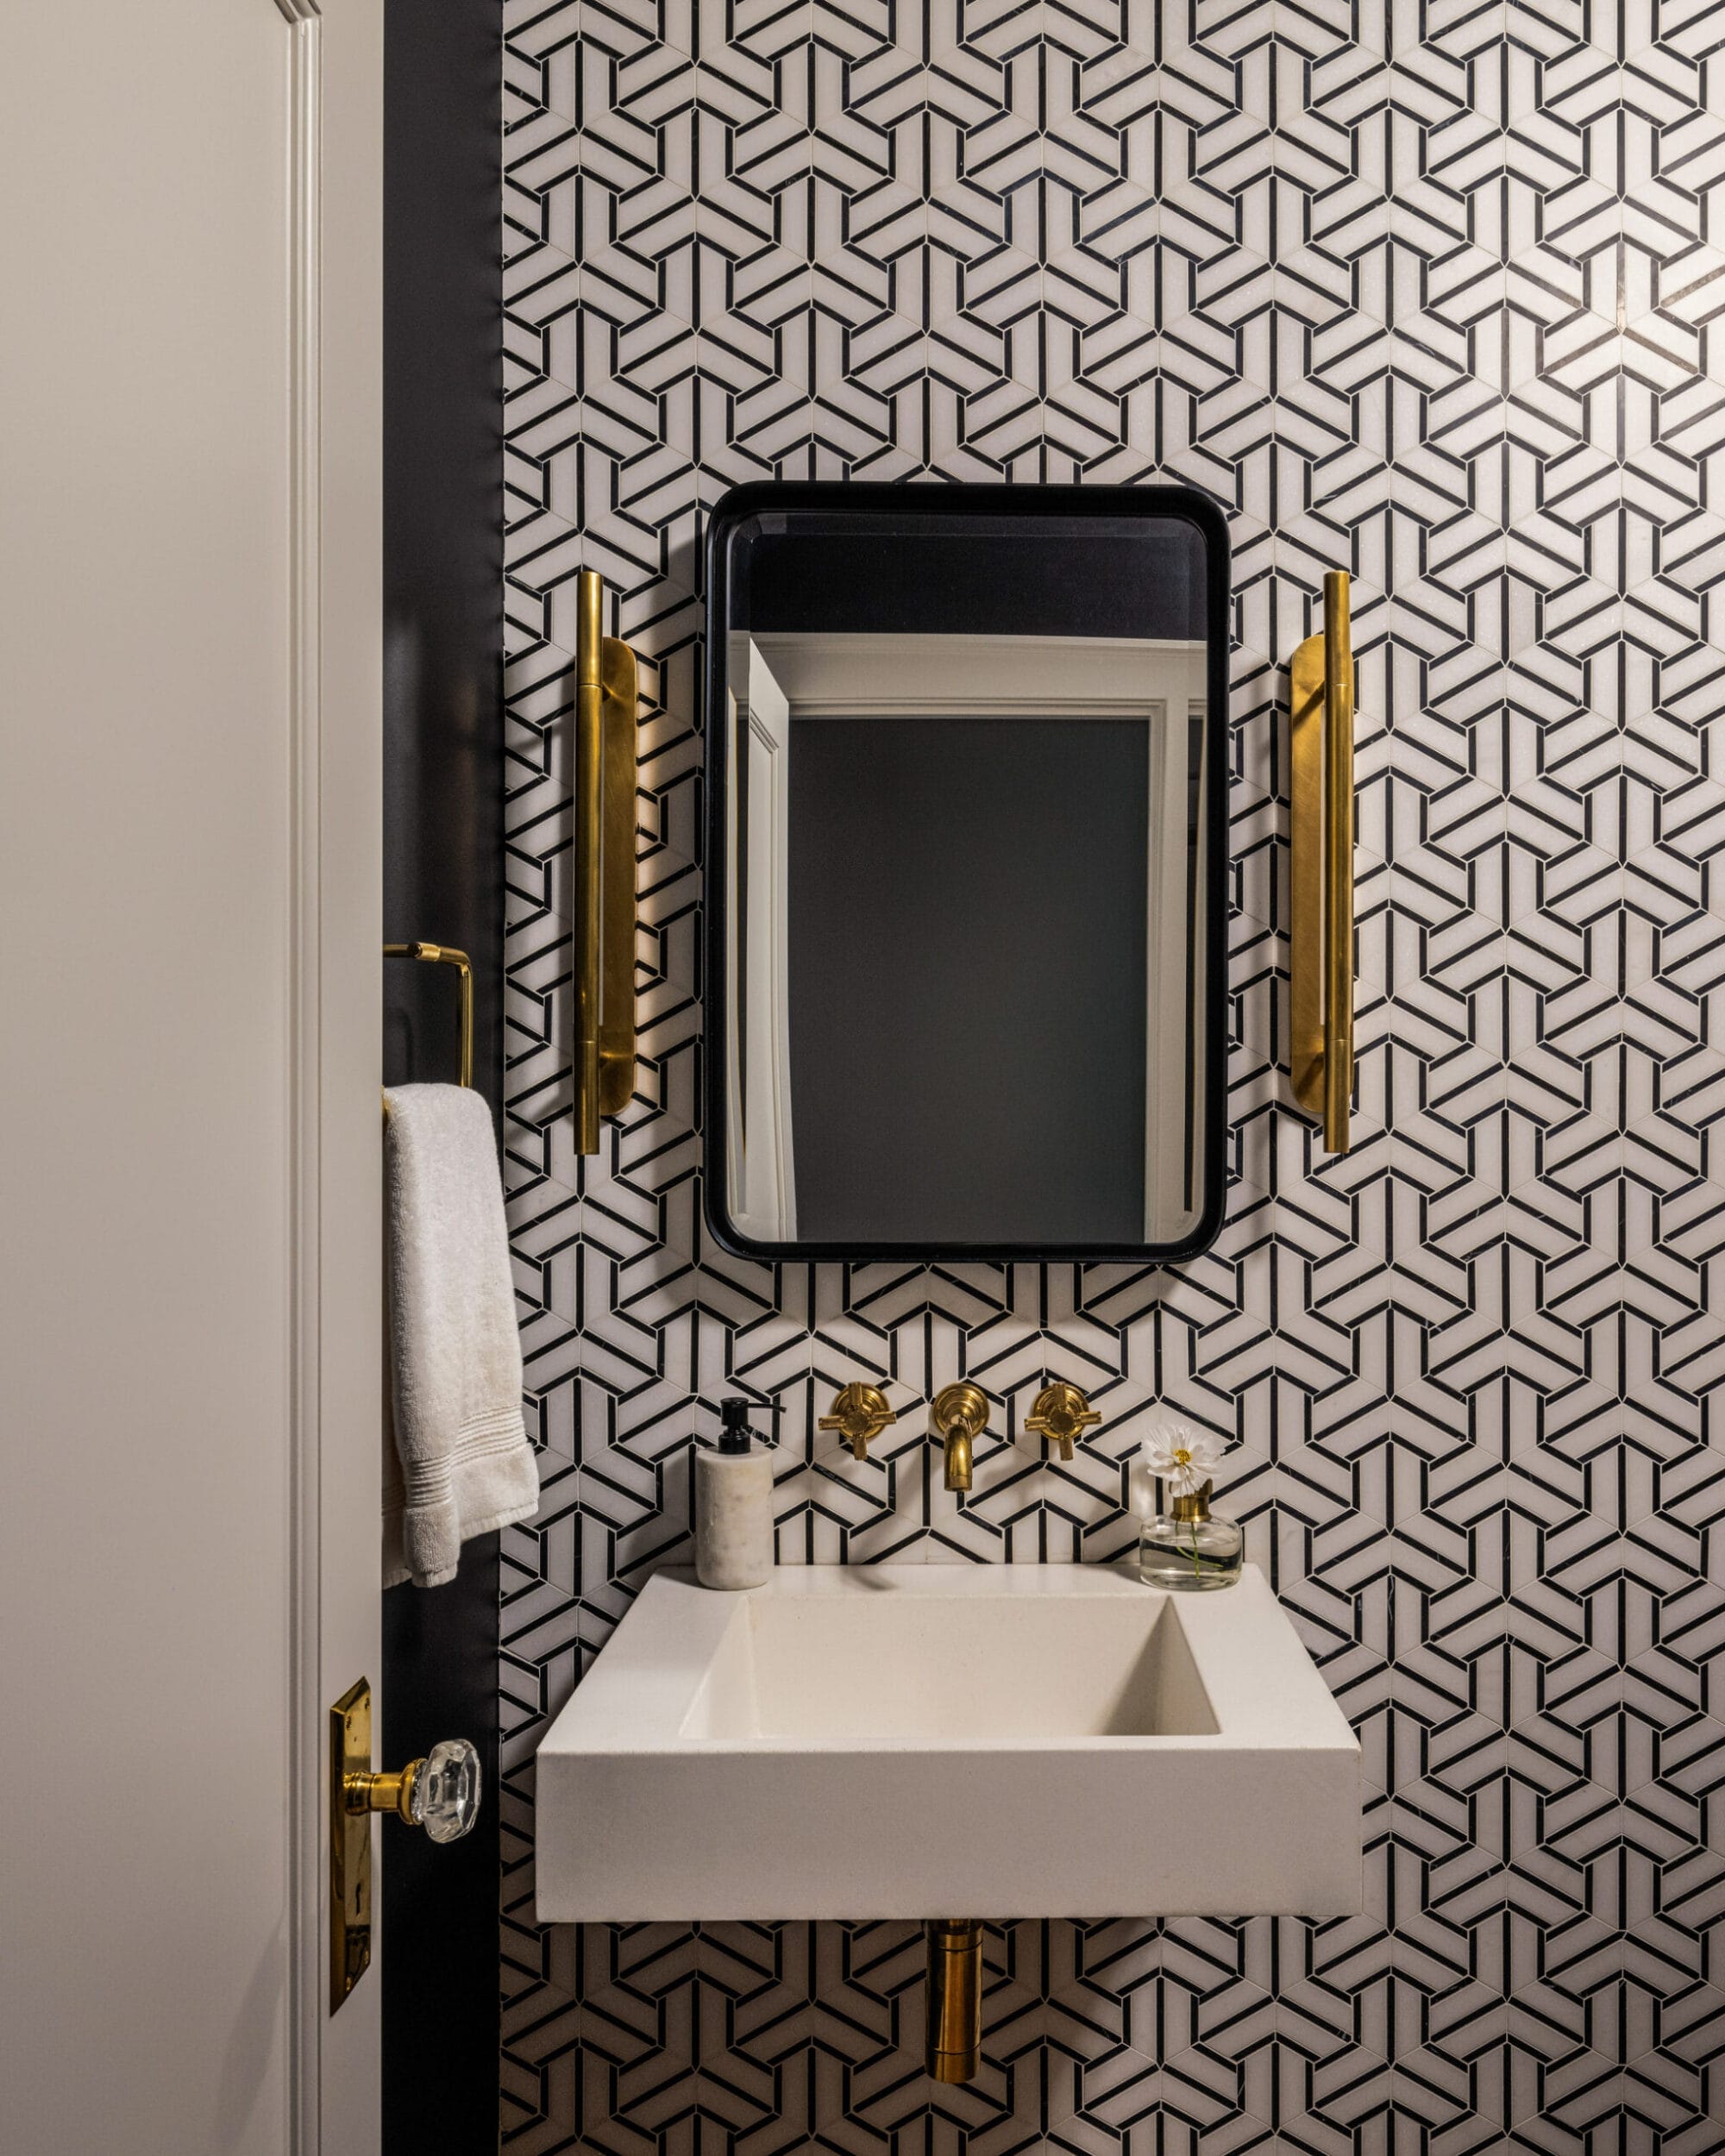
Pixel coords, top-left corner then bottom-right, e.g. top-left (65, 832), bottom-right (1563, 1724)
top-left (930, 1383), bottom-right (988, 1494)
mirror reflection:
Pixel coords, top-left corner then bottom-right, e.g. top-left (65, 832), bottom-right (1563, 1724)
top-left (708, 492), bottom-right (1226, 1260)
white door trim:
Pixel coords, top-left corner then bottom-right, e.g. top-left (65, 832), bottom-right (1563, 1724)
top-left (279, 0), bottom-right (385, 2141)
top-left (301, 0), bottom-right (385, 2144)
top-left (284, 3), bottom-right (325, 2140)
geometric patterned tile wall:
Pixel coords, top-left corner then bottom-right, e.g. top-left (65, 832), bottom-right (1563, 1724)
top-left (499, 0), bottom-right (1725, 2144)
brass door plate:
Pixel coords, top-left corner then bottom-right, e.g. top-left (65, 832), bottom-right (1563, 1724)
top-left (329, 1677), bottom-right (373, 2012)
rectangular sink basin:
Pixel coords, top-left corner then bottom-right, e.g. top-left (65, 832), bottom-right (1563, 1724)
top-left (535, 1564), bottom-right (1360, 1922)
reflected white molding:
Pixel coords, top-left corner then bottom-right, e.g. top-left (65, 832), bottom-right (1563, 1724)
top-left (749, 632), bottom-right (1206, 719)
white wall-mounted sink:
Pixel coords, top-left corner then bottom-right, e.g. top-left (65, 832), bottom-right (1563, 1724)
top-left (535, 1564), bottom-right (1360, 1922)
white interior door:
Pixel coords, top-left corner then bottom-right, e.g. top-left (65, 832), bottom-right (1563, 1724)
top-left (0, 4), bottom-right (383, 2153)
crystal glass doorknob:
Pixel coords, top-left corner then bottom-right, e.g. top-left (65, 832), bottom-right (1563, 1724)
top-left (411, 1736), bottom-right (482, 1842)
top-left (343, 1734), bottom-right (481, 1843)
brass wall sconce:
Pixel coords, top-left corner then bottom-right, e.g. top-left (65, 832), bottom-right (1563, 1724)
top-left (819, 1382), bottom-right (897, 1461)
top-left (1289, 568), bottom-right (1355, 1155)
top-left (574, 567), bottom-right (639, 1155)
top-left (930, 1383), bottom-right (988, 1493)
top-left (1024, 1381), bottom-right (1101, 1462)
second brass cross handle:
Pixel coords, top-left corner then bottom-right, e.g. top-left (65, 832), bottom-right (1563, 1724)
top-left (819, 1382), bottom-right (898, 1461)
top-left (1024, 1382), bottom-right (1102, 1463)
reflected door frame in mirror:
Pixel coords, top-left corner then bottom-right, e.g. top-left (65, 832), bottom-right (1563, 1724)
top-left (704, 481), bottom-right (1232, 1265)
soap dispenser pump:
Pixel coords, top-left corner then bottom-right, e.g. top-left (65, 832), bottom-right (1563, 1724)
top-left (693, 1397), bottom-right (776, 1590)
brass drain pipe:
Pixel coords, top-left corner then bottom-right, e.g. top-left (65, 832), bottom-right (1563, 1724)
top-left (925, 1919), bottom-right (982, 2082)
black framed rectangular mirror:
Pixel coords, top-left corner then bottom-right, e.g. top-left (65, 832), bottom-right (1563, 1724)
top-left (704, 483), bottom-right (1230, 1263)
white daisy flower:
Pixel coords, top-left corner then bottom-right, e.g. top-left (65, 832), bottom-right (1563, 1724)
top-left (1139, 1420), bottom-right (1226, 1497)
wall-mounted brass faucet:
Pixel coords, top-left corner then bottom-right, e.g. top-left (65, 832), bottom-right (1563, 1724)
top-left (819, 1382), bottom-right (897, 1461)
top-left (1024, 1381), bottom-right (1101, 1463)
top-left (930, 1383), bottom-right (988, 1492)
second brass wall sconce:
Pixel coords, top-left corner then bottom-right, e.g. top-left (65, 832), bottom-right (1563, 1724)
top-left (1289, 568), bottom-right (1356, 1155)
top-left (574, 567), bottom-right (639, 1155)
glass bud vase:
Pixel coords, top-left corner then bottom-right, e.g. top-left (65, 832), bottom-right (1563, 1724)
top-left (1138, 1479), bottom-right (1242, 1591)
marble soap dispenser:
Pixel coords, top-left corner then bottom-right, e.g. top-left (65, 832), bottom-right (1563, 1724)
top-left (693, 1397), bottom-right (775, 1589)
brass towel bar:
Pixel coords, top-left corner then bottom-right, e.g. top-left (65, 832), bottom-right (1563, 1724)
top-left (1289, 570), bottom-right (1355, 1155)
top-left (382, 941), bottom-right (474, 1112)
top-left (574, 567), bottom-right (639, 1154)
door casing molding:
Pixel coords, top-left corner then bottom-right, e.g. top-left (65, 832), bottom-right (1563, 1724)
top-left (283, 3), bottom-right (324, 2145)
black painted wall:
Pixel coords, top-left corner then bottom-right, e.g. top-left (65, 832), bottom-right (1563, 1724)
top-left (380, 2), bottom-right (503, 2147)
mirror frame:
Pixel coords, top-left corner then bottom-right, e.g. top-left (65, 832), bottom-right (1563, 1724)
top-left (703, 480), bottom-right (1232, 1265)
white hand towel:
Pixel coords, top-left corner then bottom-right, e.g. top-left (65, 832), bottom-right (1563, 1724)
top-left (381, 1082), bottom-right (539, 1588)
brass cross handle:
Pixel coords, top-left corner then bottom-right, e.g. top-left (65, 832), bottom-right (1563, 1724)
top-left (1024, 1382), bottom-right (1102, 1463)
top-left (819, 1382), bottom-right (898, 1461)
